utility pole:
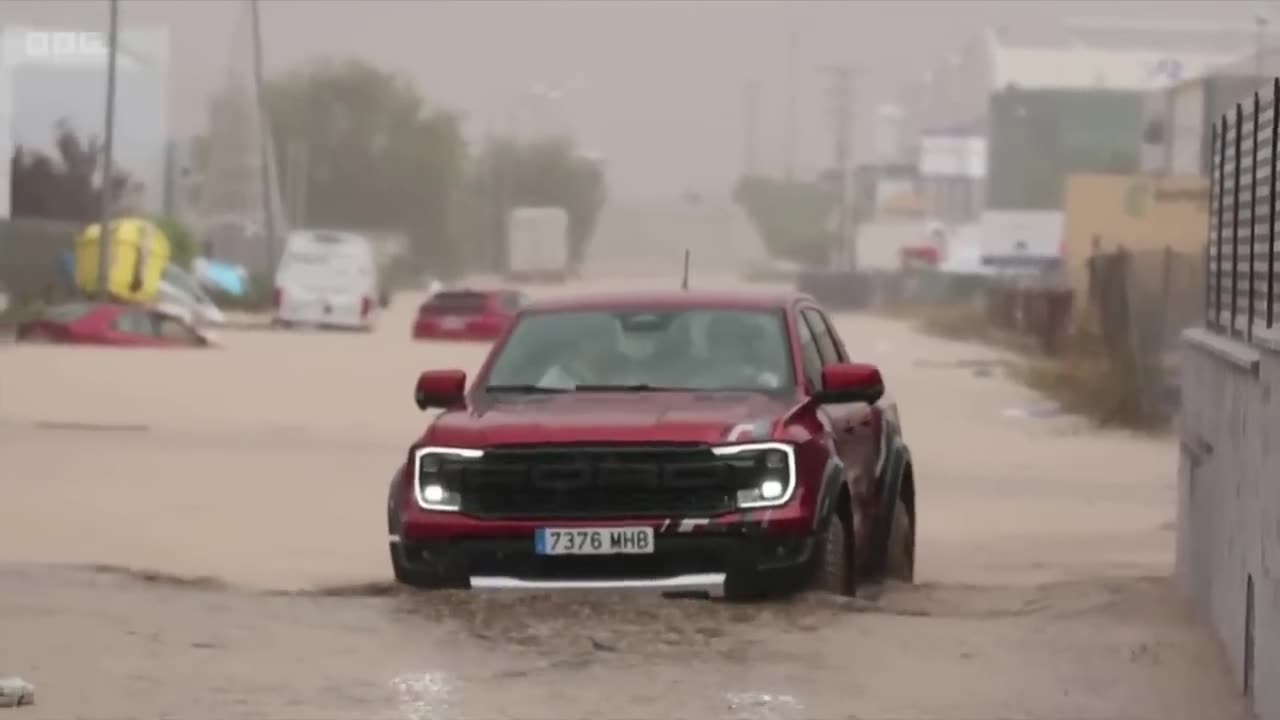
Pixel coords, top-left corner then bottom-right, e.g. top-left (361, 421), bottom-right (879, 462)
top-left (821, 65), bottom-right (855, 270)
top-left (742, 79), bottom-right (760, 177)
top-left (96, 0), bottom-right (120, 299)
top-left (783, 28), bottom-right (798, 181)
top-left (1256, 14), bottom-right (1269, 81)
top-left (249, 0), bottom-right (277, 276)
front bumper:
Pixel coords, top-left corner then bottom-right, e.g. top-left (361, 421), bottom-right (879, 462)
top-left (393, 522), bottom-right (817, 594)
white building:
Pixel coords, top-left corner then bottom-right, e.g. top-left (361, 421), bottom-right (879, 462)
top-left (913, 20), bottom-right (1252, 268)
top-left (0, 25), bottom-right (170, 219)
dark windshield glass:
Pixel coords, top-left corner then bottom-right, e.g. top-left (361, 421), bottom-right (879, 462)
top-left (41, 302), bottom-right (95, 324)
top-left (422, 292), bottom-right (490, 314)
top-left (483, 308), bottom-right (794, 392)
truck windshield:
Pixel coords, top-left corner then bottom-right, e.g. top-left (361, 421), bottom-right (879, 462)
top-left (483, 308), bottom-right (795, 393)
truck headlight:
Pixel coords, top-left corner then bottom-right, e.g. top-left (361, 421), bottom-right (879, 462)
top-left (713, 441), bottom-right (796, 509)
top-left (412, 446), bottom-right (482, 511)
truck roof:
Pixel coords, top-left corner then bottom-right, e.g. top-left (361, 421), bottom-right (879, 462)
top-left (523, 289), bottom-right (815, 313)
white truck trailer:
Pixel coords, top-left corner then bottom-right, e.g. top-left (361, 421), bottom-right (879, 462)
top-left (505, 206), bottom-right (571, 283)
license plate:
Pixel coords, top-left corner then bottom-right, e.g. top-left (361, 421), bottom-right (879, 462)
top-left (439, 316), bottom-right (466, 330)
top-left (535, 527), bottom-right (655, 555)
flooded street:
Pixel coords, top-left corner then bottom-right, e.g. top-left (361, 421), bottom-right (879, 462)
top-left (0, 277), bottom-right (1254, 719)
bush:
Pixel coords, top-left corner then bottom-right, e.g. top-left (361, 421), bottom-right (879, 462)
top-left (152, 216), bottom-right (196, 270)
top-left (732, 175), bottom-right (837, 267)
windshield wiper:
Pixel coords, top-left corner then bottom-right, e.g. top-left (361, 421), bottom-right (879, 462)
top-left (573, 383), bottom-right (684, 392)
top-left (484, 384), bottom-right (570, 394)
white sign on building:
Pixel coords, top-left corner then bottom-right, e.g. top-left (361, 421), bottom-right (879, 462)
top-left (918, 135), bottom-right (987, 178)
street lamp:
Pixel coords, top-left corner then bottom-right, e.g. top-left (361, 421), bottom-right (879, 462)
top-left (96, 0), bottom-right (120, 299)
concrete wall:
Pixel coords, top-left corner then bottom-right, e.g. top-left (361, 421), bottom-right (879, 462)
top-left (1060, 173), bottom-right (1209, 309)
top-left (1178, 327), bottom-right (1280, 720)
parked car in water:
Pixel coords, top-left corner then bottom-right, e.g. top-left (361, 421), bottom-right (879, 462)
top-left (273, 229), bottom-right (380, 331)
top-left (388, 290), bottom-right (917, 600)
top-left (412, 289), bottom-right (525, 341)
top-left (14, 301), bottom-right (216, 347)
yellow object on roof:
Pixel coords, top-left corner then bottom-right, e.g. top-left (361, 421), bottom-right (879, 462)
top-left (74, 217), bottom-right (171, 303)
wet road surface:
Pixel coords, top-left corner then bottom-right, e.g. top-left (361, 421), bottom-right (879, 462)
top-left (0, 278), bottom-right (1254, 719)
top-left (0, 565), bottom-right (1248, 720)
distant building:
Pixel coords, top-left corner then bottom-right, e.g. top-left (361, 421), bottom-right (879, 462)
top-left (1142, 46), bottom-right (1280, 178)
top-left (916, 117), bottom-right (987, 226)
top-left (911, 19), bottom-right (1252, 269)
top-left (0, 25), bottom-right (171, 219)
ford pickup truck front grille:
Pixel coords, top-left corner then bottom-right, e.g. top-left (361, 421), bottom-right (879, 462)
top-left (436, 444), bottom-right (760, 519)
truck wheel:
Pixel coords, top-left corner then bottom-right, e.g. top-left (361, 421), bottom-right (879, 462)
top-left (885, 497), bottom-right (915, 583)
top-left (723, 571), bottom-right (768, 602)
top-left (812, 511), bottom-right (856, 596)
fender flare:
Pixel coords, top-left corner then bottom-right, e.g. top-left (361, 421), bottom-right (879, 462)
top-left (387, 464), bottom-right (407, 535)
top-left (812, 457), bottom-right (846, 534)
top-left (871, 439), bottom-right (911, 570)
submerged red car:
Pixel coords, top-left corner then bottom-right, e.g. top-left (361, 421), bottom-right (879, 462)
top-left (14, 301), bottom-right (215, 348)
top-left (387, 290), bottom-right (917, 600)
top-left (412, 289), bottom-right (526, 341)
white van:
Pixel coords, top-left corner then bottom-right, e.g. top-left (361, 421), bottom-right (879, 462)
top-left (506, 206), bottom-right (570, 282)
top-left (273, 229), bottom-right (380, 331)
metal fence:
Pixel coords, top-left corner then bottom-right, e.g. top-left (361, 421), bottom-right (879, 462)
top-left (1207, 79), bottom-right (1280, 341)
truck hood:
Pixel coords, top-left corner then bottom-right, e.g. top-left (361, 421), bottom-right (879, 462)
top-left (424, 391), bottom-right (793, 447)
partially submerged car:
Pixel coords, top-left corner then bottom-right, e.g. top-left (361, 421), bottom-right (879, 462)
top-left (388, 290), bottom-right (916, 599)
top-left (412, 289), bottom-right (526, 341)
top-left (14, 301), bottom-right (216, 347)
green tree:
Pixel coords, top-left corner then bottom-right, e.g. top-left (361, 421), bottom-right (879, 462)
top-left (468, 137), bottom-right (606, 271)
top-left (733, 175), bottom-right (836, 267)
top-left (10, 121), bottom-right (130, 223)
top-left (151, 216), bottom-right (195, 270)
top-left (263, 58), bottom-right (466, 275)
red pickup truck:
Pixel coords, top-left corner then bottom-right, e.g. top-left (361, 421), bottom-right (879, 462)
top-left (387, 290), bottom-right (916, 600)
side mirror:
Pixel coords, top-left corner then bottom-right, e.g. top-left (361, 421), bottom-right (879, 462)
top-left (814, 362), bottom-right (884, 405)
top-left (415, 369), bottom-right (467, 411)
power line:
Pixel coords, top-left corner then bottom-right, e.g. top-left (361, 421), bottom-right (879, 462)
top-left (821, 64), bottom-right (855, 270)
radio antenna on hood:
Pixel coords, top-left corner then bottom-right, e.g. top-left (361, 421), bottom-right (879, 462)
top-left (681, 249), bottom-right (691, 290)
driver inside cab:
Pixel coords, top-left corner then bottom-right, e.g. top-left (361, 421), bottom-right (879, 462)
top-left (701, 314), bottom-right (783, 390)
top-left (537, 316), bottom-right (626, 389)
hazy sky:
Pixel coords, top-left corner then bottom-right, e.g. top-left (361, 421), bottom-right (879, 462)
top-left (0, 0), bottom-right (1254, 202)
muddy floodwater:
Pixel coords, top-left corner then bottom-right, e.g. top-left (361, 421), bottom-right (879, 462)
top-left (0, 276), bottom-right (1254, 719)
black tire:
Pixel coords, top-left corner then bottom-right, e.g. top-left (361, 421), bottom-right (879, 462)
top-left (723, 571), bottom-right (768, 602)
top-left (885, 497), bottom-right (915, 583)
top-left (811, 511), bottom-right (856, 596)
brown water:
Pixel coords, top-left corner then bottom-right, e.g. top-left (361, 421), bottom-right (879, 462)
top-left (0, 276), bottom-right (1252, 719)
